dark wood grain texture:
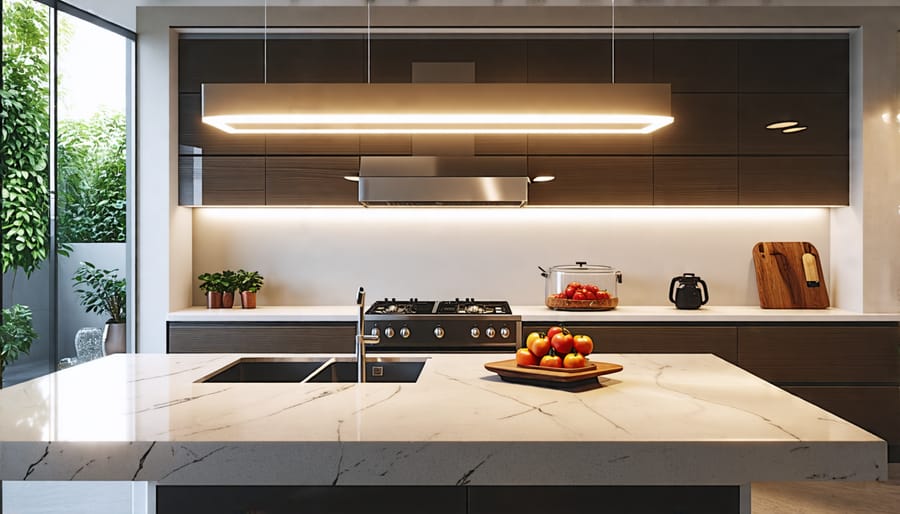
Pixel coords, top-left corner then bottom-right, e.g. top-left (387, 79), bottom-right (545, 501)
top-left (265, 135), bottom-right (359, 155)
top-left (527, 134), bottom-right (652, 156)
top-left (178, 38), bottom-right (264, 93)
top-left (653, 156), bottom-right (738, 205)
top-left (652, 94), bottom-right (739, 155)
top-left (168, 323), bottom-right (356, 353)
top-left (527, 157), bottom-right (653, 205)
top-left (653, 39), bottom-right (739, 93)
top-left (523, 324), bottom-right (738, 363)
top-left (739, 38), bottom-right (849, 93)
top-left (784, 385), bottom-right (900, 446)
top-left (359, 135), bottom-right (412, 155)
top-left (737, 325), bottom-right (900, 384)
top-left (752, 242), bottom-right (830, 309)
top-left (265, 156), bottom-right (360, 205)
top-left (526, 38), bottom-right (652, 83)
top-left (178, 156), bottom-right (265, 206)
top-left (474, 135), bottom-right (527, 155)
top-left (266, 38), bottom-right (365, 83)
top-left (371, 39), bottom-right (527, 83)
top-left (179, 94), bottom-right (265, 155)
top-left (739, 94), bottom-right (849, 155)
top-left (739, 156), bottom-right (849, 205)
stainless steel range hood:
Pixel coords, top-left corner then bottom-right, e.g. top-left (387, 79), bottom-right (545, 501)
top-left (358, 156), bottom-right (529, 206)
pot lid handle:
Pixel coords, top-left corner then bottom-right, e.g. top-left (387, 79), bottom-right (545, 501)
top-left (576, 261), bottom-right (587, 267)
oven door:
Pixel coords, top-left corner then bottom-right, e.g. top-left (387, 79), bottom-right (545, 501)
top-left (364, 318), bottom-right (521, 353)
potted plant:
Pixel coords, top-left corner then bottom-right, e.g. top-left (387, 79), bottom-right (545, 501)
top-left (220, 269), bottom-right (239, 309)
top-left (0, 304), bottom-right (39, 389)
top-left (72, 262), bottom-right (126, 355)
top-left (237, 269), bottom-right (264, 309)
top-left (198, 271), bottom-right (225, 309)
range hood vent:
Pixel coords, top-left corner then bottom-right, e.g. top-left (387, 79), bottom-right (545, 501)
top-left (357, 156), bottom-right (529, 207)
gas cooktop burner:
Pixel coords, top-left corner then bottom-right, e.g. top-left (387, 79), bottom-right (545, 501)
top-left (367, 298), bottom-right (435, 315)
top-left (436, 299), bottom-right (512, 315)
top-left (366, 298), bottom-right (512, 316)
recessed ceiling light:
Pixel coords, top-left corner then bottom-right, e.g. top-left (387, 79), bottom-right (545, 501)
top-left (782, 126), bottom-right (808, 134)
top-left (766, 121), bottom-right (799, 130)
top-left (343, 176), bottom-right (360, 182)
top-left (531, 175), bottom-right (556, 183)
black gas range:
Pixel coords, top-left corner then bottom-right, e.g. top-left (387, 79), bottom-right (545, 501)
top-left (364, 298), bottom-right (521, 352)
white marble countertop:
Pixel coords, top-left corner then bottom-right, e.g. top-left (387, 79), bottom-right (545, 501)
top-left (0, 353), bottom-right (885, 485)
top-left (167, 305), bottom-right (900, 323)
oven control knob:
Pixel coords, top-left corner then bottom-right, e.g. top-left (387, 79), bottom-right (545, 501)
top-left (500, 327), bottom-right (511, 339)
top-left (485, 327), bottom-right (496, 339)
top-left (371, 327), bottom-right (380, 338)
top-left (434, 327), bottom-right (445, 339)
top-left (400, 327), bottom-right (411, 339)
top-left (470, 327), bottom-right (480, 339)
top-left (384, 327), bottom-right (395, 338)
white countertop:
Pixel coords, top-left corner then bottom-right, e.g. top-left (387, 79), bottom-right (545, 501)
top-left (0, 353), bottom-right (885, 485)
top-left (167, 305), bottom-right (900, 323)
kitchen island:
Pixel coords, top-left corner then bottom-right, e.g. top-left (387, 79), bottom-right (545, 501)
top-left (0, 353), bottom-right (886, 513)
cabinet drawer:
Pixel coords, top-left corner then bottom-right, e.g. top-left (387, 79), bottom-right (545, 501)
top-left (738, 156), bottom-right (848, 206)
top-left (265, 156), bottom-right (360, 205)
top-left (522, 324), bottom-right (737, 363)
top-left (784, 385), bottom-right (900, 446)
top-left (167, 323), bottom-right (356, 353)
top-left (653, 157), bottom-right (738, 205)
top-left (527, 157), bottom-right (652, 205)
top-left (178, 156), bottom-right (265, 206)
top-left (652, 94), bottom-right (738, 155)
top-left (738, 94), bottom-right (848, 156)
top-left (738, 325), bottom-right (900, 384)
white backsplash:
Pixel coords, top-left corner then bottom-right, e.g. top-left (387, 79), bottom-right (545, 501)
top-left (191, 207), bottom-right (830, 307)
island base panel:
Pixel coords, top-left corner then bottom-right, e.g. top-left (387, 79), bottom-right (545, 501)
top-left (156, 485), bottom-right (741, 514)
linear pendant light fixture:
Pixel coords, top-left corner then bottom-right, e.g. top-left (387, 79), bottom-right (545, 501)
top-left (201, 0), bottom-right (673, 135)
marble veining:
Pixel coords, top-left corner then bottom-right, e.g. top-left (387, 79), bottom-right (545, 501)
top-left (0, 353), bottom-right (886, 485)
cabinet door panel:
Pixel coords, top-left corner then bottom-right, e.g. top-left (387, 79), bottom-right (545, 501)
top-left (523, 324), bottom-right (738, 363)
top-left (739, 94), bottom-right (848, 155)
top-left (179, 94), bottom-right (265, 155)
top-left (784, 386), bottom-right (900, 446)
top-left (168, 323), bottom-right (356, 353)
top-left (527, 157), bottom-right (652, 205)
top-left (739, 156), bottom-right (848, 205)
top-left (739, 38), bottom-right (849, 93)
top-left (474, 135), bottom-right (527, 155)
top-left (737, 325), bottom-right (899, 384)
top-left (265, 135), bottom-right (359, 155)
top-left (266, 38), bottom-right (365, 83)
top-left (266, 156), bottom-right (360, 205)
top-left (179, 39), bottom-right (264, 93)
top-left (653, 157), bottom-right (738, 205)
top-left (360, 135), bottom-right (412, 155)
top-left (527, 38), bottom-right (652, 83)
top-left (371, 39), bottom-right (527, 83)
top-left (527, 135), bottom-right (651, 156)
top-left (653, 39), bottom-right (738, 93)
top-left (652, 94), bottom-right (738, 155)
top-left (178, 156), bottom-right (265, 206)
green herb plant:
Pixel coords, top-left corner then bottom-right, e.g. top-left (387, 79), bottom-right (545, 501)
top-left (0, 304), bottom-right (38, 380)
top-left (237, 269), bottom-right (264, 293)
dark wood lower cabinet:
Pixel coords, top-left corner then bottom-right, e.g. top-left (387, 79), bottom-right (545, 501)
top-left (156, 485), bottom-right (739, 514)
top-left (167, 322), bottom-right (356, 353)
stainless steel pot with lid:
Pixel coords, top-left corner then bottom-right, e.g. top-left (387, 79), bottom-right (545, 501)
top-left (538, 261), bottom-right (622, 310)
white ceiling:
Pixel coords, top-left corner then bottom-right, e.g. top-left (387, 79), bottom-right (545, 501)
top-left (70, 0), bottom-right (900, 33)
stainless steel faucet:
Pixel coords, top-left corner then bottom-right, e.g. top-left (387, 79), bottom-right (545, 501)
top-left (356, 287), bottom-right (380, 382)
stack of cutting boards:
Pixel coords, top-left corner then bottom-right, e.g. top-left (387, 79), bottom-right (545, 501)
top-left (752, 241), bottom-right (830, 309)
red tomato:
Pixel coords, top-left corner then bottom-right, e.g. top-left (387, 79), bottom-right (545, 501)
top-left (516, 348), bottom-right (538, 367)
top-left (528, 336), bottom-right (550, 358)
top-left (572, 291), bottom-right (586, 301)
top-left (573, 334), bottom-right (593, 356)
top-left (525, 331), bottom-right (542, 348)
top-left (563, 352), bottom-right (586, 368)
top-left (539, 354), bottom-right (562, 368)
top-left (584, 284), bottom-right (599, 293)
top-left (564, 285), bottom-right (577, 299)
top-left (546, 326), bottom-right (564, 341)
top-left (583, 291), bottom-right (597, 300)
top-left (567, 281), bottom-right (581, 289)
top-left (596, 290), bottom-right (611, 300)
top-left (551, 330), bottom-right (574, 354)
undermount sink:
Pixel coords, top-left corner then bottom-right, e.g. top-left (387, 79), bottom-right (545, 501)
top-left (198, 357), bottom-right (428, 384)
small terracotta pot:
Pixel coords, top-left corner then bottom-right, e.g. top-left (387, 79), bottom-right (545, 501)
top-left (207, 291), bottom-right (223, 309)
top-left (222, 291), bottom-right (235, 309)
top-left (240, 291), bottom-right (257, 309)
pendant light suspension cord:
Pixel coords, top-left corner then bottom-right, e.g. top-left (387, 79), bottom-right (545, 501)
top-left (264, 0), bottom-right (268, 83)
top-left (367, 0), bottom-right (372, 84)
top-left (611, 0), bottom-right (615, 84)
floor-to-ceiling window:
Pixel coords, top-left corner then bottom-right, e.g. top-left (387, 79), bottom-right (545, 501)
top-left (1, 1), bottom-right (134, 511)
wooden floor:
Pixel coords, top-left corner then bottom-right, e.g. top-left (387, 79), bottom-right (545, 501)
top-left (3, 466), bottom-right (899, 513)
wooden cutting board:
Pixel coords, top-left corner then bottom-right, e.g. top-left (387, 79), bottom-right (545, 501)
top-left (752, 241), bottom-right (829, 309)
top-left (484, 359), bottom-right (623, 389)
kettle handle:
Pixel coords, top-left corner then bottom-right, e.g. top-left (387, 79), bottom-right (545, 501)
top-left (668, 276), bottom-right (680, 304)
top-left (698, 278), bottom-right (710, 305)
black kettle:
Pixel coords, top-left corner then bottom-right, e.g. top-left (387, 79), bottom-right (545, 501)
top-left (668, 273), bottom-right (709, 310)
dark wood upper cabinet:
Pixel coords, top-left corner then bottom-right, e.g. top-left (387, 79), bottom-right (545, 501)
top-left (266, 38), bottom-right (365, 83)
top-left (266, 135), bottom-right (359, 156)
top-left (739, 38), bottom-right (849, 93)
top-left (739, 156), bottom-right (849, 205)
top-left (652, 94), bottom-right (739, 155)
top-left (653, 157), bottom-right (738, 205)
top-left (527, 156), bottom-right (652, 205)
top-left (370, 39), bottom-right (527, 83)
top-left (653, 39), bottom-right (738, 93)
top-left (526, 38), bottom-right (652, 83)
top-left (179, 39), bottom-right (264, 93)
top-left (178, 94), bottom-right (265, 155)
top-left (265, 156), bottom-right (360, 205)
top-left (739, 94), bottom-right (848, 155)
top-left (528, 134), bottom-right (652, 156)
top-left (178, 156), bottom-right (265, 206)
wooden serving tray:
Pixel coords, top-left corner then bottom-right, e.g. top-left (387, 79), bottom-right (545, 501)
top-left (545, 296), bottom-right (619, 311)
top-left (484, 359), bottom-right (623, 390)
